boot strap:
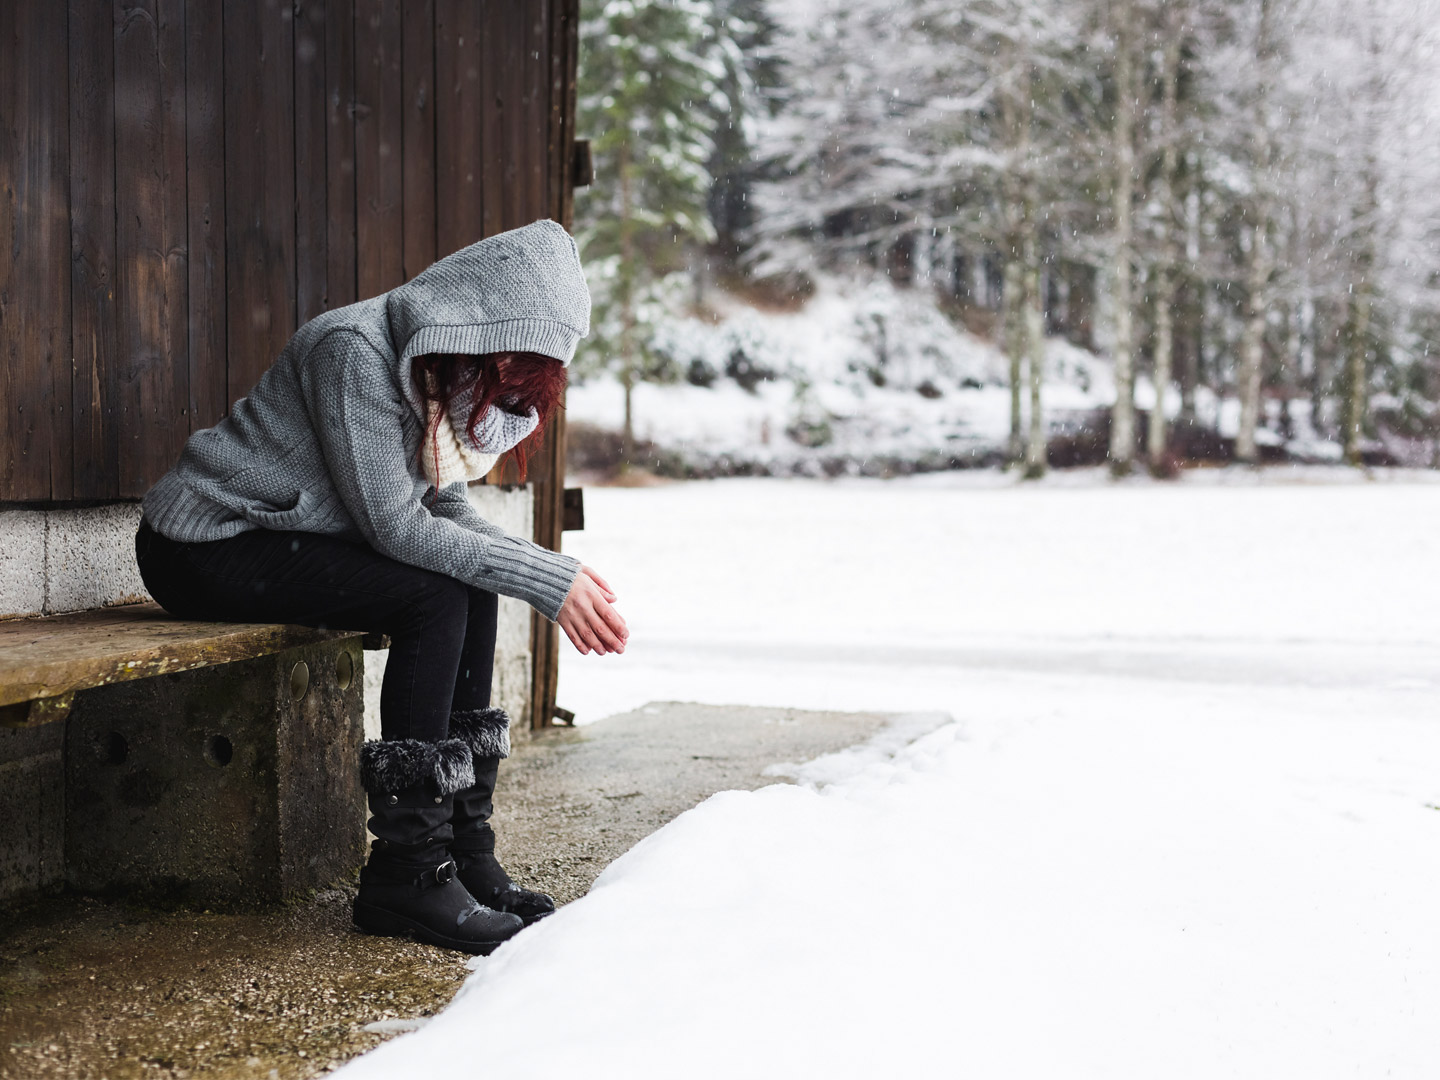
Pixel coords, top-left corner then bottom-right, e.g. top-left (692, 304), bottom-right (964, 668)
top-left (415, 859), bottom-right (458, 888)
top-left (365, 856), bottom-right (458, 889)
top-left (451, 836), bottom-right (496, 857)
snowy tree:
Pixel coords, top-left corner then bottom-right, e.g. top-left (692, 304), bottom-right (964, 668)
top-left (1140, 0), bottom-right (1191, 470)
top-left (576, 0), bottom-right (731, 459)
top-left (1233, 0), bottom-right (1283, 466)
top-left (754, 0), bottom-right (1085, 475)
top-left (745, 0), bottom-right (1440, 471)
top-left (1303, 0), bottom-right (1440, 464)
top-left (706, 0), bottom-right (783, 266)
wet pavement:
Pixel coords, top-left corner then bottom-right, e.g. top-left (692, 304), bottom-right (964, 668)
top-left (0, 702), bottom-right (898, 1080)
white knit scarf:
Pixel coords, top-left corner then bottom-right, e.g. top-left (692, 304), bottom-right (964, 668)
top-left (421, 390), bottom-right (539, 489)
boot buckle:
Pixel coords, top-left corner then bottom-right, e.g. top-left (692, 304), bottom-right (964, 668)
top-left (416, 859), bottom-right (457, 888)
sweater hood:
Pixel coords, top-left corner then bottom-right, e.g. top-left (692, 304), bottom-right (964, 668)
top-left (386, 219), bottom-right (591, 423)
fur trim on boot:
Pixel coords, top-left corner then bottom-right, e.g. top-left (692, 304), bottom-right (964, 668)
top-left (359, 737), bottom-right (475, 795)
top-left (449, 707), bottom-right (511, 759)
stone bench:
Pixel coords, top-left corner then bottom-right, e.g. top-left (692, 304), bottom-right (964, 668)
top-left (0, 603), bottom-right (370, 907)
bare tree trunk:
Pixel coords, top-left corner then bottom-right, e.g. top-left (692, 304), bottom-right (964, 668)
top-left (1150, 269), bottom-right (1174, 463)
top-left (1108, 3), bottom-right (1136, 477)
top-left (1343, 259), bottom-right (1373, 465)
top-left (1147, 24), bottom-right (1181, 472)
top-left (1178, 177), bottom-right (1202, 423)
top-left (1024, 257), bottom-right (1047, 479)
top-left (1003, 255), bottom-right (1025, 463)
top-left (1000, 60), bottom-right (1030, 467)
top-left (1235, 0), bottom-right (1274, 465)
top-left (618, 140), bottom-right (636, 464)
top-left (1343, 129), bottom-right (1381, 464)
top-left (1235, 220), bottom-right (1269, 463)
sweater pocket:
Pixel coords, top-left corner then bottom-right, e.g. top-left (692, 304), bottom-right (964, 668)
top-left (240, 489), bottom-right (315, 529)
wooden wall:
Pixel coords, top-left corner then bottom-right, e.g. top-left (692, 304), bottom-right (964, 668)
top-left (0, 0), bottom-right (581, 505)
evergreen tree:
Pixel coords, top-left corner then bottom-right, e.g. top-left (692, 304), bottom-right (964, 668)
top-left (707, 0), bottom-right (784, 267)
top-left (575, 0), bottom-right (732, 460)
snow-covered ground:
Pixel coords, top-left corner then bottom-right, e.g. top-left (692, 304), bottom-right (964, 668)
top-left (340, 469), bottom-right (1440, 1079)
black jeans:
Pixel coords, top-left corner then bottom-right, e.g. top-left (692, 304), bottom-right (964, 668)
top-left (135, 520), bottom-right (497, 743)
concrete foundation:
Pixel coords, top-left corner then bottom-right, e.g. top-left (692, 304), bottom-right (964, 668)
top-left (0, 509), bottom-right (46, 616)
top-left (475, 482), bottom-right (539, 730)
top-left (63, 638), bottom-right (367, 907)
top-left (0, 503), bottom-right (147, 619)
top-left (0, 723), bottom-right (66, 897)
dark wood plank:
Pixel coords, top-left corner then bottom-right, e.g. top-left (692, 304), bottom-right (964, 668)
top-left (0, 0), bottom-right (72, 502)
top-left (434, 0), bottom-right (483, 256)
top-left (43, 0), bottom-right (76, 502)
top-left (114, 0), bottom-right (191, 497)
top-left (531, 0), bottom-right (580, 727)
top-left (355, 0), bottom-right (403, 298)
top-left (295, 0), bottom-right (330, 323)
top-left (499, 0), bottom-right (527, 230)
top-left (185, 0), bottom-right (227, 432)
top-left (0, 602), bottom-right (361, 708)
top-left (326, 0), bottom-right (358, 309)
top-left (479, 0), bottom-right (506, 237)
top-left (523, 0), bottom-right (549, 223)
top-left (528, 409), bottom-right (568, 729)
top-left (70, 0), bottom-right (121, 498)
top-left (223, 0), bottom-right (297, 405)
top-left (554, 0), bottom-right (579, 230)
top-left (546, 0), bottom-right (565, 222)
top-left (401, 0), bottom-right (437, 280)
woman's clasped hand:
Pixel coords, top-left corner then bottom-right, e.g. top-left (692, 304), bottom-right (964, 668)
top-left (557, 564), bottom-right (628, 656)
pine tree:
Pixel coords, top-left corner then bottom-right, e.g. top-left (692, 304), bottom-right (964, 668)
top-left (706, 0), bottom-right (782, 267)
top-left (575, 0), bottom-right (730, 461)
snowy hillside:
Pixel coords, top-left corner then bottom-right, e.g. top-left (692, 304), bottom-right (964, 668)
top-left (566, 275), bottom-right (1340, 475)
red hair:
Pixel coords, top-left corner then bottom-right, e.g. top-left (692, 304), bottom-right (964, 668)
top-left (411, 351), bottom-right (568, 482)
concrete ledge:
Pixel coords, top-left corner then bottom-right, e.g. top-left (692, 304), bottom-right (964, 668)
top-left (0, 602), bottom-right (363, 713)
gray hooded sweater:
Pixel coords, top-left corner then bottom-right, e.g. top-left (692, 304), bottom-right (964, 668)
top-left (142, 219), bottom-right (590, 622)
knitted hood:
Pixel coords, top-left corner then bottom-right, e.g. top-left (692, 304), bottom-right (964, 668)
top-left (386, 219), bottom-right (591, 428)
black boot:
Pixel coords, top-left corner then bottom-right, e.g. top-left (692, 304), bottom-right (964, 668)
top-left (353, 737), bottom-right (525, 954)
top-left (448, 708), bottom-right (557, 925)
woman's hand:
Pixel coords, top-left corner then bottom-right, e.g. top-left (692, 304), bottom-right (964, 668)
top-left (557, 564), bottom-right (628, 656)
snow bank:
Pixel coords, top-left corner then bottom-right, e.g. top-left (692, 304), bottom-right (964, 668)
top-left (341, 697), bottom-right (1440, 1079)
top-left (338, 474), bottom-right (1440, 1079)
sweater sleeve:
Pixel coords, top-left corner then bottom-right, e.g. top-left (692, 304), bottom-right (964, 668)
top-left (430, 481), bottom-right (503, 538)
top-left (301, 331), bottom-right (580, 621)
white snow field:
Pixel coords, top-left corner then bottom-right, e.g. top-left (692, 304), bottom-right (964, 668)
top-left (340, 470), bottom-right (1440, 1079)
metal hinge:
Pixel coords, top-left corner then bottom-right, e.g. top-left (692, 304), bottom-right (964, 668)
top-left (562, 487), bottom-right (584, 532)
top-left (571, 139), bottom-right (593, 189)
